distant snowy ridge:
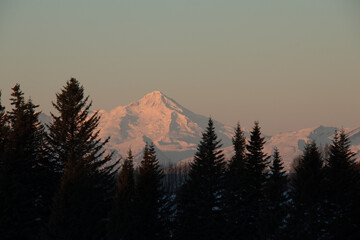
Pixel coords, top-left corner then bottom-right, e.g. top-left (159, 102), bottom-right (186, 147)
top-left (97, 91), bottom-right (237, 165)
top-left (178, 125), bottom-right (360, 170)
top-left (39, 91), bottom-right (360, 169)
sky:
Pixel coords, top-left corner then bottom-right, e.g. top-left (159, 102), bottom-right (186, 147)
top-left (1, 0), bottom-right (359, 135)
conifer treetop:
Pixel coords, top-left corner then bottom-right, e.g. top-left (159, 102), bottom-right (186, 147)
top-left (229, 122), bottom-right (246, 170)
top-left (192, 118), bottom-right (225, 170)
top-left (246, 121), bottom-right (270, 175)
top-left (47, 78), bottom-right (114, 173)
top-left (271, 147), bottom-right (286, 178)
top-left (327, 129), bottom-right (356, 169)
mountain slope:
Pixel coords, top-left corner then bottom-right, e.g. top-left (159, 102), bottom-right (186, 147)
top-left (178, 125), bottom-right (360, 170)
top-left (98, 91), bottom-right (235, 165)
top-left (39, 91), bottom-right (360, 169)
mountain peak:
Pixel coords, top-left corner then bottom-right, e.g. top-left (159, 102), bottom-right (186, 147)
top-left (144, 90), bottom-right (164, 98)
top-left (98, 91), bottom-right (234, 165)
top-left (141, 90), bottom-right (166, 103)
top-left (136, 91), bottom-right (185, 113)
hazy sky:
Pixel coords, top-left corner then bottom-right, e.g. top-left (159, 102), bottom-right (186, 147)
top-left (1, 0), bottom-right (359, 135)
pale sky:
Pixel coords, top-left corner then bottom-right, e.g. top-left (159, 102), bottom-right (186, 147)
top-left (1, 0), bottom-right (359, 135)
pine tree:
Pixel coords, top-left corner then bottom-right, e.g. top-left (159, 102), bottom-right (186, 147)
top-left (242, 121), bottom-right (270, 239)
top-left (323, 129), bottom-right (360, 238)
top-left (134, 142), bottom-right (169, 240)
top-left (246, 121), bottom-right (269, 190)
top-left (224, 122), bottom-right (248, 239)
top-left (176, 118), bottom-right (226, 240)
top-left (108, 149), bottom-right (136, 240)
top-left (0, 91), bottom-right (8, 166)
top-left (264, 147), bottom-right (288, 239)
top-left (228, 123), bottom-right (247, 177)
top-left (46, 78), bottom-right (117, 239)
top-left (288, 142), bottom-right (324, 240)
top-left (0, 85), bottom-right (47, 239)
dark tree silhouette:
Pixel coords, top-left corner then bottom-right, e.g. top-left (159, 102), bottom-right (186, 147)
top-left (264, 147), bottom-right (288, 239)
top-left (108, 149), bottom-right (136, 240)
top-left (0, 85), bottom-right (47, 239)
top-left (288, 142), bottom-right (324, 240)
top-left (224, 122), bottom-right (248, 240)
top-left (46, 78), bottom-right (117, 239)
top-left (0, 91), bottom-right (8, 167)
top-left (176, 118), bottom-right (226, 240)
top-left (134, 142), bottom-right (170, 240)
top-left (323, 129), bottom-right (360, 239)
top-left (243, 121), bottom-right (270, 239)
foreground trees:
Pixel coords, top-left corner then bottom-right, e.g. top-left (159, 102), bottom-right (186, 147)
top-left (0, 85), bottom-right (48, 239)
top-left (1, 79), bottom-right (360, 239)
top-left (176, 118), bottom-right (226, 240)
top-left (108, 143), bottom-right (170, 240)
top-left (0, 91), bottom-right (7, 163)
top-left (288, 142), bottom-right (325, 239)
top-left (134, 143), bottom-right (170, 240)
top-left (242, 121), bottom-right (271, 239)
top-left (108, 149), bottom-right (136, 240)
top-left (223, 123), bottom-right (247, 239)
top-left (264, 147), bottom-right (288, 239)
top-left (46, 79), bottom-right (118, 239)
top-left (323, 129), bottom-right (360, 238)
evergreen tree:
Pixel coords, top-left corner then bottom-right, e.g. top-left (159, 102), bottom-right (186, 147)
top-left (323, 129), bottom-right (360, 238)
top-left (228, 123), bottom-right (247, 176)
top-left (243, 121), bottom-right (270, 239)
top-left (134, 142), bottom-right (169, 240)
top-left (224, 122), bottom-right (248, 239)
top-left (0, 91), bottom-right (8, 166)
top-left (288, 142), bottom-right (324, 240)
top-left (176, 118), bottom-right (226, 240)
top-left (264, 147), bottom-right (288, 239)
top-left (108, 149), bottom-right (136, 240)
top-left (0, 85), bottom-right (47, 239)
top-left (46, 78), bottom-right (117, 239)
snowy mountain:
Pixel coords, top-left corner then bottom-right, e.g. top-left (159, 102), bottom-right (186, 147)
top-left (39, 112), bottom-right (52, 126)
top-left (39, 91), bottom-right (360, 170)
top-left (98, 91), bottom-right (235, 165)
top-left (264, 126), bottom-right (360, 169)
top-left (178, 125), bottom-right (360, 170)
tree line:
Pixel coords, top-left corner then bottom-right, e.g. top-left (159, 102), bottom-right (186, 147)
top-left (0, 78), bottom-right (360, 239)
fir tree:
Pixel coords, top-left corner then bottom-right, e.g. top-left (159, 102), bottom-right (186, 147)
top-left (224, 122), bottom-right (248, 239)
top-left (0, 85), bottom-right (47, 239)
top-left (246, 121), bottom-right (269, 190)
top-left (176, 118), bottom-right (226, 240)
top-left (0, 91), bottom-right (8, 166)
top-left (228, 122), bottom-right (247, 176)
top-left (288, 142), bottom-right (324, 240)
top-left (323, 129), bottom-right (360, 238)
top-left (134, 142), bottom-right (169, 240)
top-left (264, 147), bottom-right (288, 239)
top-left (243, 121), bottom-right (270, 239)
top-left (108, 149), bottom-right (136, 240)
top-left (46, 78), bottom-right (117, 239)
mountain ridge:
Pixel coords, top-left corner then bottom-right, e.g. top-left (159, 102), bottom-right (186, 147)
top-left (39, 91), bottom-right (360, 169)
top-left (97, 91), bottom-right (235, 165)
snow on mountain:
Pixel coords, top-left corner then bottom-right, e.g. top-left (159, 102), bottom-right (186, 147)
top-left (178, 125), bottom-right (360, 171)
top-left (38, 91), bottom-right (360, 170)
top-left (348, 128), bottom-right (360, 157)
top-left (264, 126), bottom-right (360, 170)
top-left (39, 112), bottom-right (52, 126)
top-left (98, 91), bottom-right (235, 165)
top-left (263, 126), bottom-right (336, 170)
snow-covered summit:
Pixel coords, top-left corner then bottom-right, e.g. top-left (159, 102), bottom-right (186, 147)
top-left (178, 125), bottom-right (360, 170)
top-left (39, 91), bottom-right (360, 169)
top-left (98, 91), bottom-right (234, 165)
top-left (136, 91), bottom-right (184, 113)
